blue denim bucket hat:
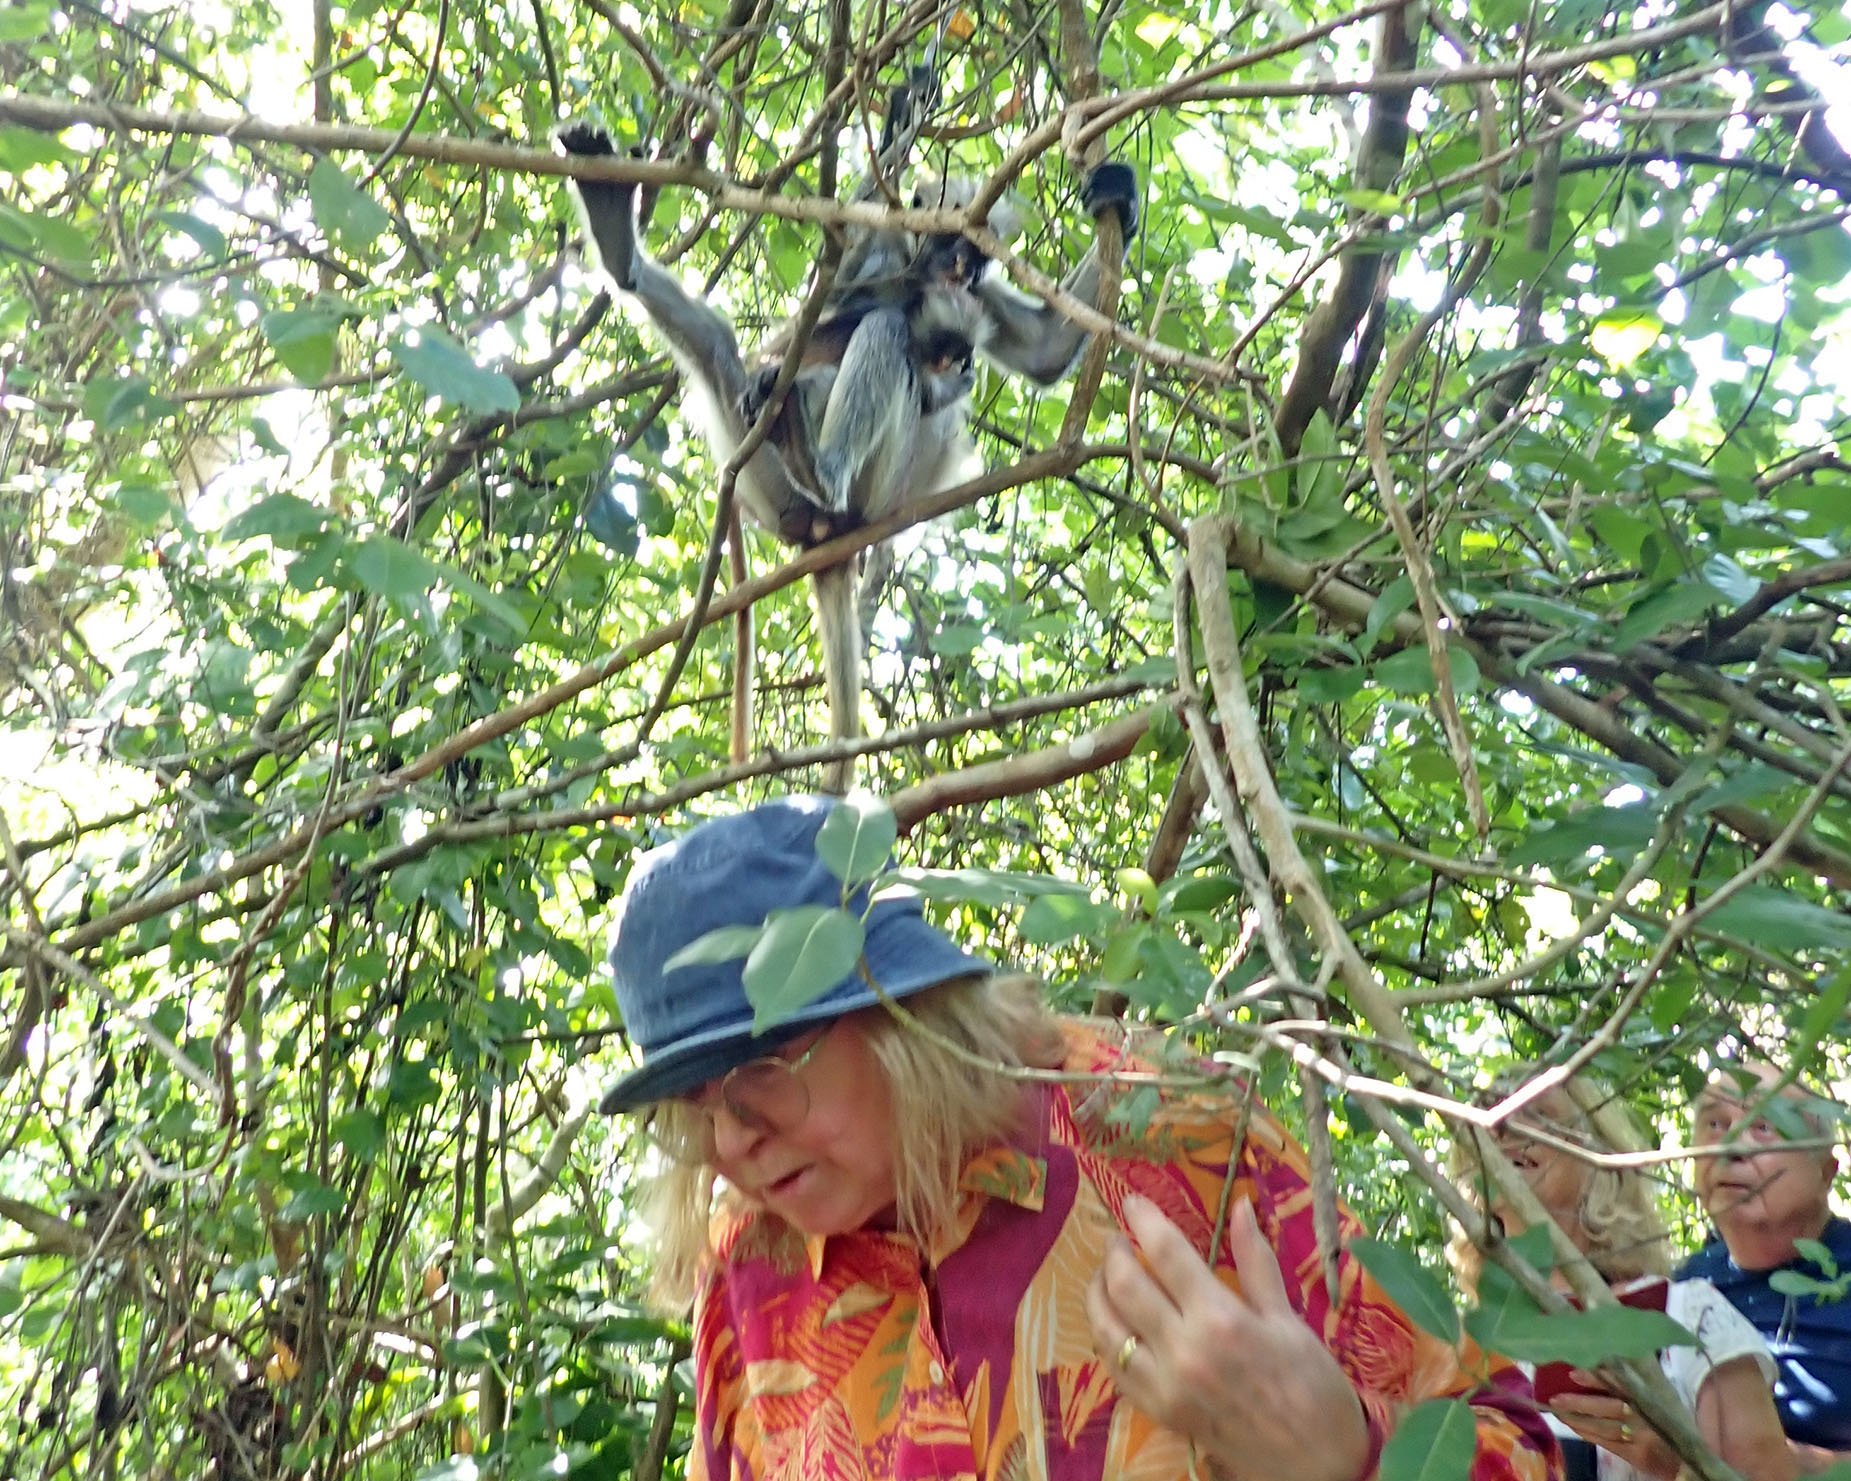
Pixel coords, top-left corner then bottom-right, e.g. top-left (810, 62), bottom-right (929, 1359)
top-left (596, 795), bottom-right (991, 1114)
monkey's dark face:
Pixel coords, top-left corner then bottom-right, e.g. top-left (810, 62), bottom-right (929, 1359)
top-left (914, 233), bottom-right (986, 288)
top-left (915, 325), bottom-right (976, 413)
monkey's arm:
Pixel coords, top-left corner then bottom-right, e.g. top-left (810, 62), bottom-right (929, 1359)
top-left (558, 122), bottom-right (830, 544)
top-left (974, 161), bottom-right (1139, 387)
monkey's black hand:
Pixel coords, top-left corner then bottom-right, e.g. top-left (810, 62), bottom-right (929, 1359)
top-left (558, 121), bottom-right (645, 291)
top-left (1082, 161), bottom-right (1140, 244)
top-left (556, 120), bottom-right (617, 159)
top-left (739, 362), bottom-right (786, 425)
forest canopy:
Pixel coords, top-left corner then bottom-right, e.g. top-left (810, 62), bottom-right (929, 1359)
top-left (2, 0), bottom-right (1850, 1473)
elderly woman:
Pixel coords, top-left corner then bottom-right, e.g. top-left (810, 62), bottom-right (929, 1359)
top-left (1454, 1073), bottom-right (1793, 1481)
top-left (600, 796), bottom-right (1557, 1481)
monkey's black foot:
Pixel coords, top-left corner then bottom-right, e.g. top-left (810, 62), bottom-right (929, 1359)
top-left (556, 120), bottom-right (616, 158)
top-left (1082, 161), bottom-right (1140, 243)
top-left (738, 363), bottom-right (786, 425)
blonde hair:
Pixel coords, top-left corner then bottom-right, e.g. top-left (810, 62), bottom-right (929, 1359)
top-left (1450, 1069), bottom-right (1673, 1295)
top-left (644, 973), bottom-right (1062, 1308)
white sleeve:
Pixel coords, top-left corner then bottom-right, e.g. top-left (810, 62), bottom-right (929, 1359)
top-left (1659, 1277), bottom-right (1778, 1410)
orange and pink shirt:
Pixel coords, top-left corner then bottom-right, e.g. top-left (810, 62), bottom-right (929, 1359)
top-left (687, 1020), bottom-right (1558, 1481)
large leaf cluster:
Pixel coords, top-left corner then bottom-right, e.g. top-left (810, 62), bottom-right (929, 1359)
top-left (2, 0), bottom-right (1850, 1474)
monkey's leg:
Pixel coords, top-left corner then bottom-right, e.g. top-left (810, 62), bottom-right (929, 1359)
top-left (812, 308), bottom-right (919, 521)
top-left (613, 260), bottom-right (830, 544)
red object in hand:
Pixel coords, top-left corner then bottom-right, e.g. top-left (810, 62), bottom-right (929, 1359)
top-left (1532, 1278), bottom-right (1670, 1404)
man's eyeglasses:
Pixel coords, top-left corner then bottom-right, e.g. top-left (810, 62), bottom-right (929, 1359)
top-left (644, 1029), bottom-right (829, 1165)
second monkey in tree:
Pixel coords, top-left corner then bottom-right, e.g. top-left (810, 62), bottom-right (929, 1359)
top-left (560, 90), bottom-right (1137, 790)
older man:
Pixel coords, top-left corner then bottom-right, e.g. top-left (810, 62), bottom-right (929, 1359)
top-left (1680, 1062), bottom-right (1850, 1469)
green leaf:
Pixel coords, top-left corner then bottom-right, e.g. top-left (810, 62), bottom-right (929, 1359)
top-left (333, 1110), bottom-right (386, 1160)
top-left (931, 622), bottom-right (984, 657)
top-left (1374, 646), bottom-right (1476, 698)
top-left (1377, 1398), bottom-right (1477, 1481)
top-left (1350, 1239), bottom-right (1460, 1345)
top-left (348, 535), bottom-right (440, 602)
top-left (1298, 664), bottom-right (1366, 702)
top-left (280, 1179), bottom-right (347, 1222)
top-left (222, 492), bottom-right (332, 544)
top-left (261, 307), bottom-right (341, 384)
top-left (742, 906), bottom-right (864, 1029)
top-left (1168, 876), bottom-right (1239, 913)
top-left (1700, 553), bottom-right (1758, 604)
top-left (889, 868), bottom-right (1093, 909)
top-left (1589, 506), bottom-right (1652, 564)
top-left (815, 796), bottom-right (897, 888)
top-left (1464, 1237), bottom-right (1550, 1354)
top-left (307, 156), bottom-right (391, 250)
top-left (390, 326), bottom-right (520, 414)
top-left (0, 4), bottom-right (50, 41)
top-left (82, 375), bottom-right (177, 433)
top-left (1769, 1269), bottom-right (1830, 1299)
top-left (1099, 923), bottom-right (1149, 984)
top-left (0, 124), bottom-right (75, 170)
top-left (115, 482), bottom-right (179, 530)
top-left (1343, 188), bottom-right (1406, 216)
top-left (1480, 1304), bottom-right (1694, 1366)
top-left (1704, 887), bottom-right (1851, 951)
top-left (0, 199), bottom-right (90, 264)
top-left (154, 208), bottom-right (229, 258)
top-left (386, 1059), bottom-right (439, 1108)
top-left (1793, 1238), bottom-right (1838, 1275)
top-left (662, 923), bottom-right (766, 973)
top-left (1297, 408), bottom-right (1341, 508)
top-left (1362, 576), bottom-right (1414, 654)
top-left (1689, 763), bottom-right (1793, 815)
top-left (1506, 803), bottom-right (1657, 867)
top-left (1018, 892), bottom-right (1118, 945)
top-left (1611, 583), bottom-right (1718, 651)
top-left (1791, 968), bottom-right (1851, 1064)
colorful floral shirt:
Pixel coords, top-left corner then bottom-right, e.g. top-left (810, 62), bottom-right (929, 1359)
top-left (688, 1019), bottom-right (1558, 1481)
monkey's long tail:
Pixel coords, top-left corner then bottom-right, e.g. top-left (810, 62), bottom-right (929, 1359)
top-left (727, 509), bottom-right (753, 765)
top-left (811, 560), bottom-right (861, 795)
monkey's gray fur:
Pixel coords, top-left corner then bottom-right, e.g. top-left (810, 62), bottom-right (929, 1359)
top-left (559, 88), bottom-right (1137, 790)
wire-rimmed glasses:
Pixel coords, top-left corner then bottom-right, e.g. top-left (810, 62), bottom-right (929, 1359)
top-left (644, 1029), bottom-right (829, 1165)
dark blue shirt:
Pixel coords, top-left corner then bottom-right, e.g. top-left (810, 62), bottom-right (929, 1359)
top-left (1680, 1215), bottom-right (1851, 1451)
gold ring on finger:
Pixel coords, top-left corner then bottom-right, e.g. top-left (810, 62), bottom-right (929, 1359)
top-left (1116, 1333), bottom-right (1139, 1370)
top-left (1619, 1424), bottom-right (1633, 1444)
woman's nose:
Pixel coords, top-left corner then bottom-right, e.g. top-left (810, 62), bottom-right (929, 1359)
top-left (708, 1103), bottom-right (769, 1164)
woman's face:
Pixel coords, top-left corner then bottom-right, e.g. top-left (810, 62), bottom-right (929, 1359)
top-left (1489, 1088), bottom-right (1593, 1239)
top-left (703, 1015), bottom-right (901, 1238)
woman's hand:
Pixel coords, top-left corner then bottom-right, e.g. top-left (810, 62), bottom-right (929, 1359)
top-left (1549, 1382), bottom-right (1679, 1480)
top-left (1085, 1193), bottom-right (1369, 1481)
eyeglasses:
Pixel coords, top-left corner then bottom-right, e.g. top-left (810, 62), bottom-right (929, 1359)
top-left (644, 1030), bottom-right (829, 1165)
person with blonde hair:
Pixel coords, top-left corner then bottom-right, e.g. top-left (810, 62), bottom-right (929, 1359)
top-left (1456, 1071), bottom-right (1793, 1481)
top-left (599, 795), bottom-right (1559, 1481)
